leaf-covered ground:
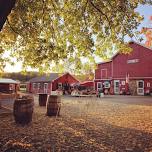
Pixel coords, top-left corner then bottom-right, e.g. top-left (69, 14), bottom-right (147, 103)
top-left (0, 96), bottom-right (152, 152)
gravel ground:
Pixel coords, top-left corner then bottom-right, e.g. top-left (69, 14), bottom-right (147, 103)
top-left (0, 96), bottom-right (152, 152)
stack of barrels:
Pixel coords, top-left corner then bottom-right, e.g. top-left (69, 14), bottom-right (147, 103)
top-left (38, 94), bottom-right (61, 116)
top-left (13, 94), bottom-right (61, 125)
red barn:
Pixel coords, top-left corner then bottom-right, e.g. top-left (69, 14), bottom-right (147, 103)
top-left (0, 78), bottom-right (19, 93)
top-left (94, 41), bottom-right (152, 95)
top-left (28, 73), bottom-right (79, 95)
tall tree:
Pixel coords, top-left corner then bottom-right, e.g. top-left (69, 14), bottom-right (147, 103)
top-left (0, 0), bottom-right (152, 73)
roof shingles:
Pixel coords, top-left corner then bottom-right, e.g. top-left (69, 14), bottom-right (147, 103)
top-left (29, 73), bottom-right (59, 83)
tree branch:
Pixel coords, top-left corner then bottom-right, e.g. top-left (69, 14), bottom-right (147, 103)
top-left (6, 17), bottom-right (21, 35)
top-left (82, 0), bottom-right (89, 30)
top-left (89, 0), bottom-right (112, 29)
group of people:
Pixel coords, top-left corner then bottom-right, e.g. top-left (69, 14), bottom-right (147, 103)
top-left (97, 86), bottom-right (110, 97)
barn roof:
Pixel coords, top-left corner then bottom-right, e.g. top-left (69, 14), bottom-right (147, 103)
top-left (29, 73), bottom-right (59, 83)
top-left (29, 72), bottom-right (81, 83)
top-left (52, 72), bottom-right (80, 83)
top-left (97, 41), bottom-right (152, 65)
top-left (111, 41), bottom-right (152, 60)
top-left (0, 78), bottom-right (19, 84)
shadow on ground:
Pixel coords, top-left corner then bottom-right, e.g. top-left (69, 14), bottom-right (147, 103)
top-left (0, 112), bottom-right (152, 152)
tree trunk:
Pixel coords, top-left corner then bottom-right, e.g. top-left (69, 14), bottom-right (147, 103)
top-left (0, 0), bottom-right (16, 31)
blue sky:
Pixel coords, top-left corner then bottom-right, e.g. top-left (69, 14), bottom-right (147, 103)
top-left (124, 4), bottom-right (152, 42)
top-left (4, 4), bottom-right (152, 72)
top-left (136, 4), bottom-right (152, 29)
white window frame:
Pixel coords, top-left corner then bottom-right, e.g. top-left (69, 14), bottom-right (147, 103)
top-left (121, 81), bottom-right (126, 85)
top-left (147, 82), bottom-right (150, 87)
top-left (33, 83), bottom-right (36, 89)
top-left (137, 80), bottom-right (144, 95)
top-left (9, 84), bottom-right (14, 91)
top-left (38, 83), bottom-right (41, 90)
top-left (19, 84), bottom-right (27, 91)
top-left (44, 83), bottom-right (48, 93)
top-left (58, 83), bottom-right (62, 89)
top-left (114, 80), bottom-right (120, 94)
top-left (97, 82), bottom-right (102, 91)
top-left (104, 81), bottom-right (110, 88)
top-left (44, 83), bottom-right (48, 89)
top-left (101, 69), bottom-right (107, 78)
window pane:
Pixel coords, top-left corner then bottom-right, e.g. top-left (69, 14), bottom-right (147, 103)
top-left (98, 83), bottom-right (102, 88)
top-left (147, 82), bottom-right (150, 87)
top-left (116, 82), bottom-right (119, 87)
top-left (138, 82), bottom-right (143, 88)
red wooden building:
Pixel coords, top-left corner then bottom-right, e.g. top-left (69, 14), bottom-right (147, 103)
top-left (0, 79), bottom-right (19, 103)
top-left (27, 73), bottom-right (79, 94)
top-left (0, 78), bottom-right (19, 93)
top-left (94, 41), bottom-right (152, 95)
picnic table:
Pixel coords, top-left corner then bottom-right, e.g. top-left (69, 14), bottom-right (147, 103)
top-left (71, 89), bottom-right (98, 97)
top-left (74, 94), bottom-right (96, 97)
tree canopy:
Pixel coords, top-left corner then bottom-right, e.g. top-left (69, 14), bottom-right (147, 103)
top-left (0, 0), bottom-right (152, 73)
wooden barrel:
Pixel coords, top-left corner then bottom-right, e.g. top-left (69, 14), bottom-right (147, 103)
top-left (46, 95), bottom-right (61, 116)
top-left (13, 96), bottom-right (34, 125)
top-left (39, 94), bottom-right (48, 106)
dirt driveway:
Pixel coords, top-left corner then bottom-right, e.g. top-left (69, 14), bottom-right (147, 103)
top-left (1, 95), bottom-right (152, 109)
top-left (0, 95), bottom-right (152, 152)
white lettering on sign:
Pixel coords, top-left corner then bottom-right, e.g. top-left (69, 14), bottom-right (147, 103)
top-left (127, 59), bottom-right (139, 64)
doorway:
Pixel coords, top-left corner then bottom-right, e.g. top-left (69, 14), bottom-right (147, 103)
top-left (114, 80), bottom-right (120, 94)
top-left (97, 82), bottom-right (103, 91)
top-left (137, 80), bottom-right (144, 95)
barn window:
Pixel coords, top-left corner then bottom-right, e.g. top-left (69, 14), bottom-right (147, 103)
top-left (121, 81), bottom-right (125, 85)
top-left (33, 83), bottom-right (37, 89)
top-left (101, 69), bottom-right (107, 78)
top-left (58, 83), bottom-right (62, 89)
top-left (147, 82), bottom-right (150, 87)
top-left (20, 84), bottom-right (27, 92)
top-left (44, 83), bottom-right (48, 89)
top-left (97, 82), bottom-right (102, 91)
top-left (9, 84), bottom-right (14, 91)
top-left (138, 81), bottom-right (144, 88)
top-left (38, 83), bottom-right (41, 89)
top-left (104, 81), bottom-right (110, 88)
